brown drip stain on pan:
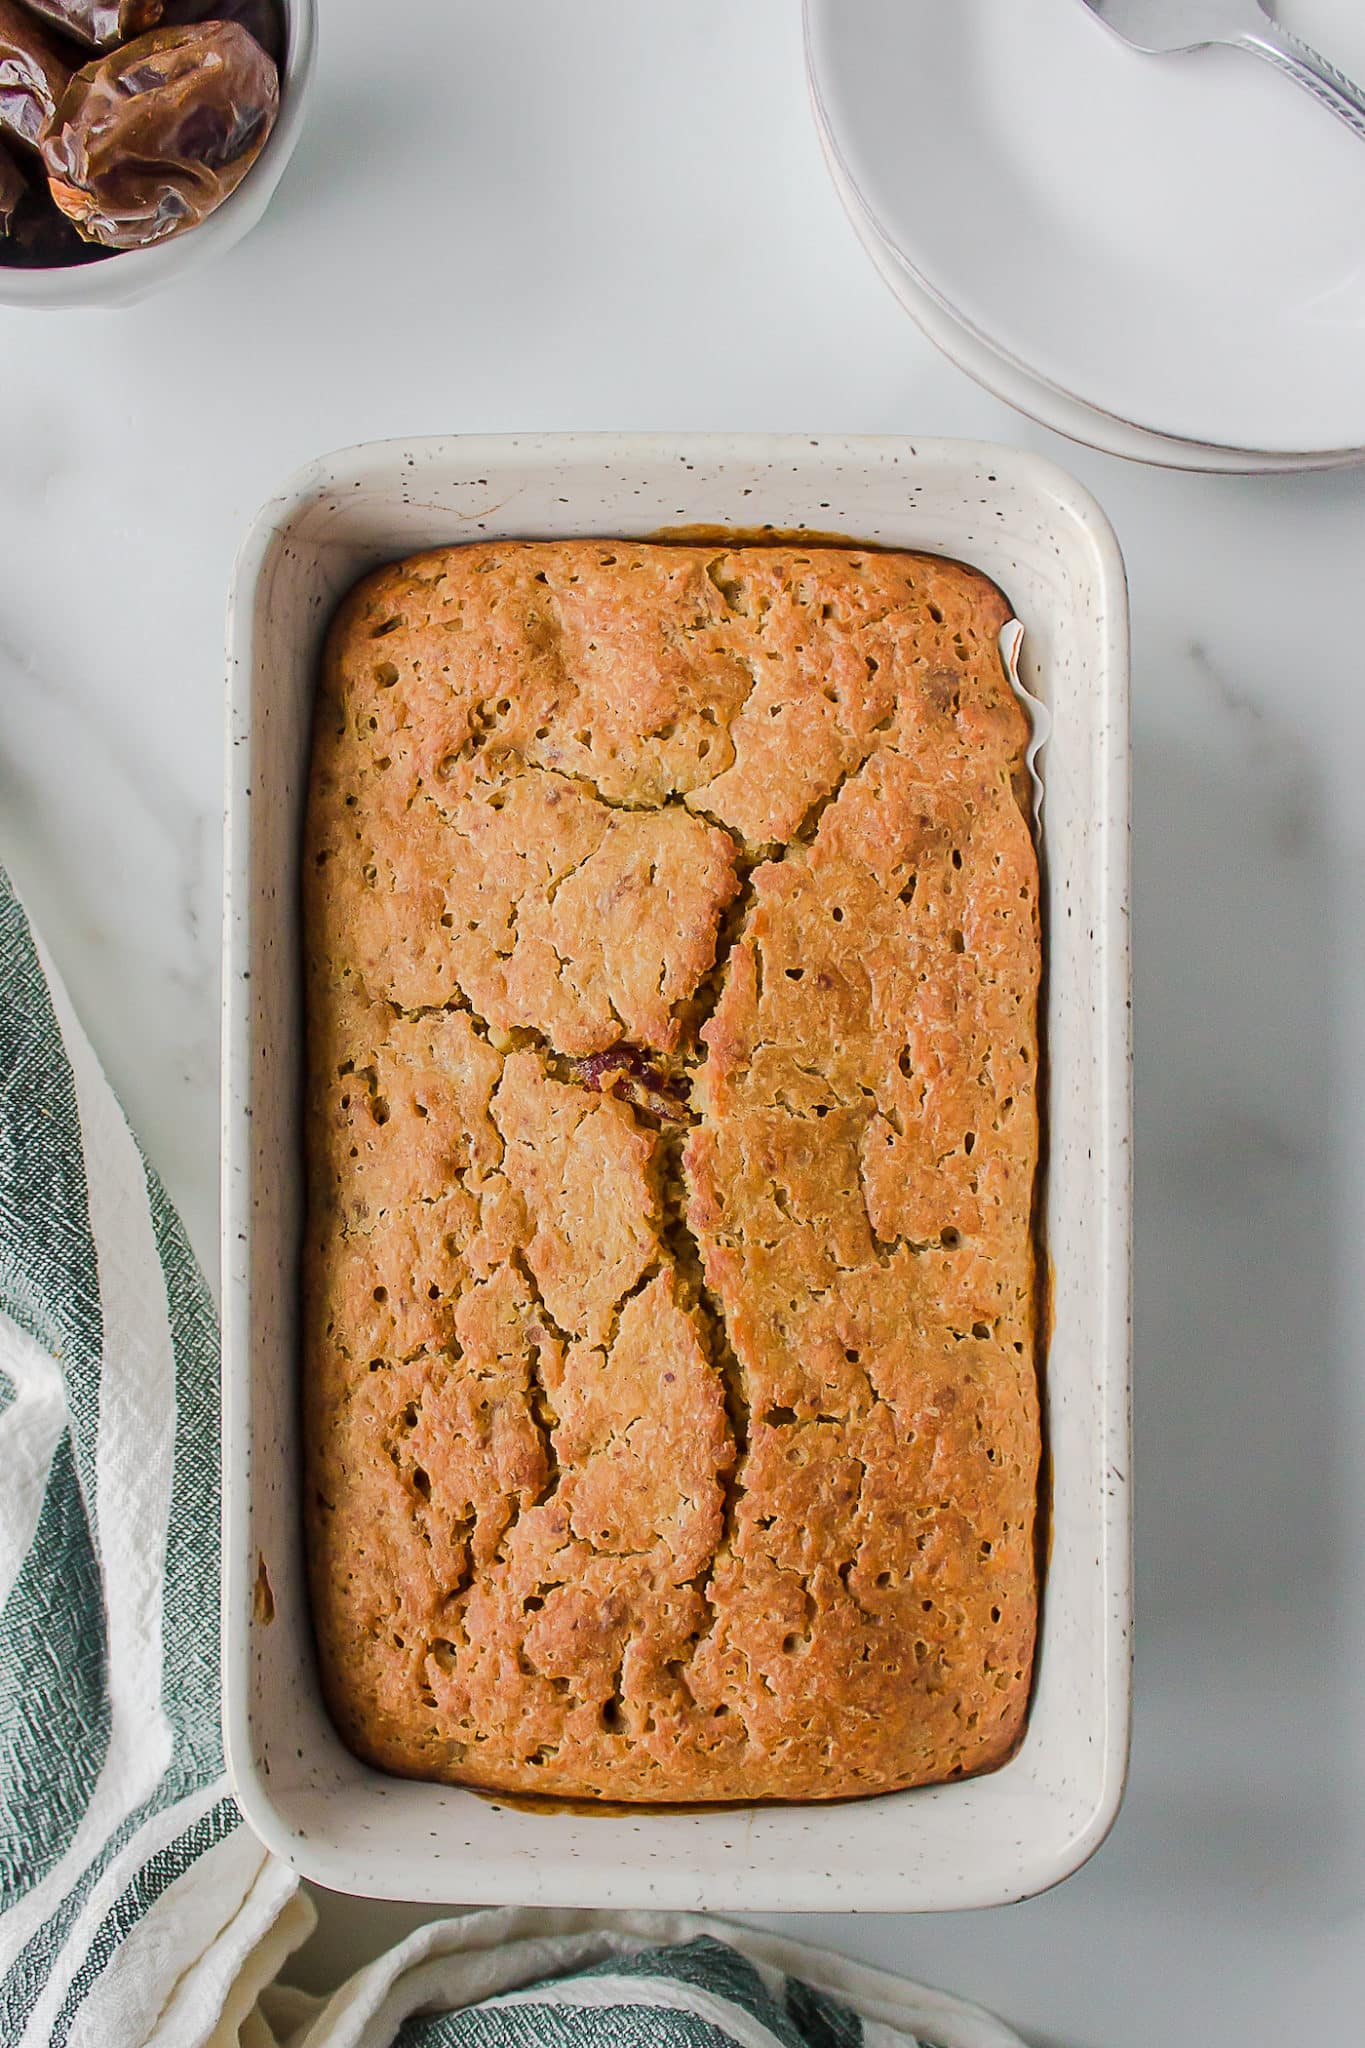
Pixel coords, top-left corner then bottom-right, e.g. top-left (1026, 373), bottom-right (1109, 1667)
top-left (647, 524), bottom-right (865, 547)
top-left (646, 525), bottom-right (1014, 599)
top-left (465, 1769), bottom-right (994, 1818)
top-left (1039, 1255), bottom-right (1056, 1575)
top-left (253, 1553), bottom-right (275, 1625)
top-left (469, 1788), bottom-right (782, 1818)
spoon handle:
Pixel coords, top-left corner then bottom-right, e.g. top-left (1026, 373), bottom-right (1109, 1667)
top-left (1237, 19), bottom-right (1365, 142)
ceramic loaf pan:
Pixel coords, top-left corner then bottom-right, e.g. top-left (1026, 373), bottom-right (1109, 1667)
top-left (222, 433), bottom-right (1132, 1910)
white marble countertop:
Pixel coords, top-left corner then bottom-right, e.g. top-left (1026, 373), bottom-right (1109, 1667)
top-left (2, 2), bottom-right (1363, 2041)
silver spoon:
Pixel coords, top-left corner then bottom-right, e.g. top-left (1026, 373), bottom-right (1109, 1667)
top-left (1080, 0), bottom-right (1365, 141)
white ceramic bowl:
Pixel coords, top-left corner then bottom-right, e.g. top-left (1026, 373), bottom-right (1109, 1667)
top-left (0, 0), bottom-right (315, 309)
top-left (222, 433), bottom-right (1133, 1912)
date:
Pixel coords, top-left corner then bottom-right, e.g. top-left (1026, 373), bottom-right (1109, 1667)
top-left (0, 138), bottom-right (110, 263)
top-left (160, 0), bottom-right (283, 65)
top-left (570, 1046), bottom-right (693, 1123)
top-left (0, 135), bottom-right (24, 231)
top-left (19, 2), bottom-right (164, 54)
top-left (0, 0), bottom-right (71, 151)
top-left (42, 19), bottom-right (278, 250)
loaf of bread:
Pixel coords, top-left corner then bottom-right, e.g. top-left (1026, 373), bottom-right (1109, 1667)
top-left (304, 540), bottom-right (1041, 1803)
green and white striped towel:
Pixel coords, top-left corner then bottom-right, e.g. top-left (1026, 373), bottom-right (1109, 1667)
top-left (0, 866), bottom-right (1025, 2048)
top-left (0, 865), bottom-right (308, 2047)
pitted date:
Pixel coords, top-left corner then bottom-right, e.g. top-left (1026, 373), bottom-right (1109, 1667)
top-left (571, 1047), bottom-right (693, 1123)
top-left (18, 2), bottom-right (163, 53)
top-left (0, 142), bottom-right (111, 263)
top-left (0, 136), bottom-right (23, 230)
top-left (3, 190), bottom-right (114, 264)
top-left (161, 0), bottom-right (283, 65)
top-left (42, 20), bottom-right (278, 250)
top-left (0, 0), bottom-right (71, 150)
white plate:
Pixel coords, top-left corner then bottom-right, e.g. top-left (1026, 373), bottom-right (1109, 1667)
top-left (223, 433), bottom-right (1132, 1912)
top-left (806, 0), bottom-right (1365, 457)
top-left (814, 97), bottom-right (1360, 473)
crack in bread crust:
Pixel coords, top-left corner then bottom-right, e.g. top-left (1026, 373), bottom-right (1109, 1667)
top-left (304, 539), bottom-right (1041, 1803)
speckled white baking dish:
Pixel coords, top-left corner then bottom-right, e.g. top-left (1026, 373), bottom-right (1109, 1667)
top-left (223, 433), bottom-right (1131, 1912)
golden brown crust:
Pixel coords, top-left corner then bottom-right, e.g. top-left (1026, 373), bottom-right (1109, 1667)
top-left (304, 540), bottom-right (1040, 1802)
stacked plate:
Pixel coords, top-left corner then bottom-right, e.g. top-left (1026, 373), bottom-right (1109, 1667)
top-left (806, 0), bottom-right (1365, 471)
